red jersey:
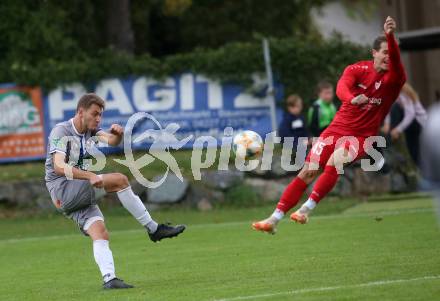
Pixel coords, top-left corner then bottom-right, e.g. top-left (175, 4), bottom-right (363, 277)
top-left (327, 33), bottom-right (407, 137)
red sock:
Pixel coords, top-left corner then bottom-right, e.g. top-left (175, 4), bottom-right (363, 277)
top-left (309, 165), bottom-right (339, 203)
top-left (276, 177), bottom-right (308, 213)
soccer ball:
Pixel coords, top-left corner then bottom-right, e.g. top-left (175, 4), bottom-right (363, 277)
top-left (233, 130), bottom-right (264, 159)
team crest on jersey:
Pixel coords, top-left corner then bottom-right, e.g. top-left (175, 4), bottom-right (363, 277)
top-left (375, 81), bottom-right (382, 90)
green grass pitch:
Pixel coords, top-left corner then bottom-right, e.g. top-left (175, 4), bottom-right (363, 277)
top-left (0, 197), bottom-right (439, 301)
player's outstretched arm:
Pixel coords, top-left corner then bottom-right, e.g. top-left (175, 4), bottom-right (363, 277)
top-left (384, 16), bottom-right (406, 84)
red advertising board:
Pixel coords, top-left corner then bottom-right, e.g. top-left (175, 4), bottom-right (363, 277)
top-left (0, 86), bottom-right (46, 161)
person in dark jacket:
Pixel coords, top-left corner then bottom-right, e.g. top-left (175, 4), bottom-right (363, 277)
top-left (307, 81), bottom-right (337, 137)
top-left (278, 94), bottom-right (309, 149)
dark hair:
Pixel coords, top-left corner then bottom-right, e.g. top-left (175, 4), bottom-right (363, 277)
top-left (76, 93), bottom-right (105, 112)
top-left (286, 94), bottom-right (302, 107)
top-left (373, 35), bottom-right (387, 51)
top-left (316, 81), bottom-right (333, 94)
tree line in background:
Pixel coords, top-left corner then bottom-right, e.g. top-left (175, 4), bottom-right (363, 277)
top-left (0, 0), bottom-right (370, 102)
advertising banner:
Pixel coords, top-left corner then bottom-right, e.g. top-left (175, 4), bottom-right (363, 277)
top-left (44, 74), bottom-right (283, 151)
top-left (0, 85), bottom-right (46, 162)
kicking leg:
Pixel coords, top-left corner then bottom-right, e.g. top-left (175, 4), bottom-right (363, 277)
top-left (101, 173), bottom-right (185, 242)
top-left (252, 163), bottom-right (320, 233)
top-left (292, 147), bottom-right (354, 223)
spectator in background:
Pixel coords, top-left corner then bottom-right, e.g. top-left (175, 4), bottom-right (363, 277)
top-left (278, 94), bottom-right (309, 148)
top-left (421, 104), bottom-right (440, 221)
top-left (383, 82), bottom-right (428, 165)
top-left (308, 81), bottom-right (337, 137)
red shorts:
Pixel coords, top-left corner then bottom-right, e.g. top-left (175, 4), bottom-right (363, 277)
top-left (305, 131), bottom-right (371, 168)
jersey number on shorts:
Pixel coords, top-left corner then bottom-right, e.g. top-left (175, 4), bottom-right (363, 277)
top-left (312, 141), bottom-right (326, 156)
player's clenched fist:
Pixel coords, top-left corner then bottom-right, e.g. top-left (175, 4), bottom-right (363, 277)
top-left (384, 16), bottom-right (396, 34)
top-left (110, 124), bottom-right (124, 136)
top-left (351, 94), bottom-right (369, 105)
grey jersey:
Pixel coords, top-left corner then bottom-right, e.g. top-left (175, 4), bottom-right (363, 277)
top-left (45, 119), bottom-right (101, 186)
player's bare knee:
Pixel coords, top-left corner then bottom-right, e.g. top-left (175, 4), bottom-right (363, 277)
top-left (89, 226), bottom-right (108, 239)
top-left (115, 173), bottom-right (129, 190)
top-left (86, 220), bottom-right (109, 240)
top-left (92, 227), bottom-right (109, 241)
top-left (331, 148), bottom-right (354, 167)
top-left (90, 231), bottom-right (109, 241)
top-left (100, 229), bottom-right (109, 241)
top-left (298, 167), bottom-right (319, 184)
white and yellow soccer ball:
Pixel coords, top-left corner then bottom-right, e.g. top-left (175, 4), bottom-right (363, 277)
top-left (233, 130), bottom-right (264, 160)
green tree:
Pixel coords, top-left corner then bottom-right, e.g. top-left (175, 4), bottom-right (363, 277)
top-left (0, 0), bottom-right (368, 94)
top-left (144, 0), bottom-right (327, 56)
top-left (107, 0), bottom-right (135, 54)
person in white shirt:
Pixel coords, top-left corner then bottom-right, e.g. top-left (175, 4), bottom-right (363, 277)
top-left (383, 83), bottom-right (428, 165)
top-left (421, 104), bottom-right (440, 221)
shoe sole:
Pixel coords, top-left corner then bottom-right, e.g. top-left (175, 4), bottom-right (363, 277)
top-left (103, 285), bottom-right (134, 290)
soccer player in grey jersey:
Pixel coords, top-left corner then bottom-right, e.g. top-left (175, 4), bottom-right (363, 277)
top-left (45, 93), bottom-right (185, 289)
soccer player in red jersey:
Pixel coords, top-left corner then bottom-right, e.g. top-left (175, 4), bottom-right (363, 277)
top-left (253, 16), bottom-right (406, 234)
